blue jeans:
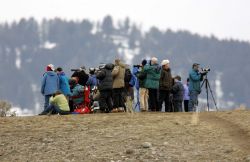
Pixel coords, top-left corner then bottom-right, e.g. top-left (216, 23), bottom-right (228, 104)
top-left (188, 91), bottom-right (199, 112)
top-left (43, 104), bottom-right (70, 115)
top-left (44, 95), bottom-right (52, 110)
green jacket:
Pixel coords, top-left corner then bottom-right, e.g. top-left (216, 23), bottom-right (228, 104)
top-left (49, 94), bottom-right (70, 112)
top-left (144, 64), bottom-right (161, 89)
top-left (189, 69), bottom-right (202, 93)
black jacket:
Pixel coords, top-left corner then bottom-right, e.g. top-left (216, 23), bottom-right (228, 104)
top-left (172, 81), bottom-right (184, 101)
top-left (71, 71), bottom-right (89, 86)
top-left (96, 64), bottom-right (113, 91)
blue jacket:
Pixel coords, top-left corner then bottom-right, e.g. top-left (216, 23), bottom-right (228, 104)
top-left (86, 74), bottom-right (98, 89)
top-left (189, 69), bottom-right (202, 93)
top-left (58, 72), bottom-right (71, 96)
top-left (41, 71), bottom-right (59, 96)
top-left (129, 74), bottom-right (139, 90)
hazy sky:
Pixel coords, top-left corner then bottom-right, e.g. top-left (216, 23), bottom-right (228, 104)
top-left (1, 0), bottom-right (250, 41)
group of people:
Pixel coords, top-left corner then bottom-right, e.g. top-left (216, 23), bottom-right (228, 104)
top-left (40, 57), bottom-right (205, 115)
top-left (135, 58), bottom-right (204, 113)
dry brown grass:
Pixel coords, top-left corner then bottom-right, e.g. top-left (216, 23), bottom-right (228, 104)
top-left (0, 110), bottom-right (250, 161)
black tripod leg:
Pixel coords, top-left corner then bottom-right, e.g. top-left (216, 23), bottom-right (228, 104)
top-left (207, 80), bottom-right (218, 111)
top-left (205, 80), bottom-right (210, 111)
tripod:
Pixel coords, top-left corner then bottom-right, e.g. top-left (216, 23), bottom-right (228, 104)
top-left (201, 74), bottom-right (218, 111)
top-left (134, 89), bottom-right (140, 111)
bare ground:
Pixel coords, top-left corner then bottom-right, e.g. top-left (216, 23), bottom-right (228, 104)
top-left (0, 111), bottom-right (250, 162)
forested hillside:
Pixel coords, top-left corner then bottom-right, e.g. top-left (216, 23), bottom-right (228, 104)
top-left (0, 16), bottom-right (249, 112)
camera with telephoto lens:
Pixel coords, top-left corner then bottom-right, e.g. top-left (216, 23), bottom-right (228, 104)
top-left (200, 67), bottom-right (210, 75)
top-left (201, 67), bottom-right (210, 72)
top-left (133, 64), bottom-right (142, 68)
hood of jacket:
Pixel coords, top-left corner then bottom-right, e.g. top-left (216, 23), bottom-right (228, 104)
top-left (46, 71), bottom-right (57, 76)
top-left (152, 64), bottom-right (161, 72)
top-left (105, 63), bottom-right (114, 70)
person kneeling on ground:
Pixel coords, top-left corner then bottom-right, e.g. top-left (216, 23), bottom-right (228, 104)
top-left (39, 90), bottom-right (70, 115)
top-left (69, 78), bottom-right (84, 112)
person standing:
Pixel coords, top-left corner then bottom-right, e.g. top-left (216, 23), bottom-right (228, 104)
top-left (56, 67), bottom-right (71, 99)
top-left (183, 78), bottom-right (190, 112)
top-left (112, 59), bottom-right (126, 112)
top-left (188, 63), bottom-right (205, 112)
top-left (144, 57), bottom-right (161, 111)
top-left (86, 68), bottom-right (98, 90)
top-left (137, 60), bottom-right (148, 112)
top-left (41, 64), bottom-right (59, 110)
top-left (172, 76), bottom-right (184, 112)
top-left (96, 63), bottom-right (114, 113)
top-left (158, 60), bottom-right (173, 112)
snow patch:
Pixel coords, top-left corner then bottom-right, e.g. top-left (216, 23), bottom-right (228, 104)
top-left (11, 107), bottom-right (34, 116)
top-left (111, 35), bottom-right (140, 65)
top-left (15, 48), bottom-right (21, 69)
top-left (41, 41), bottom-right (57, 49)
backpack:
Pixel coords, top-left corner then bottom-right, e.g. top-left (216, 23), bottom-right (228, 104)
top-left (124, 69), bottom-right (132, 83)
top-left (138, 71), bottom-right (147, 80)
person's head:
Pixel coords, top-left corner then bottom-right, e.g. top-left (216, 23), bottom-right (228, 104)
top-left (115, 58), bottom-right (121, 65)
top-left (46, 64), bottom-right (55, 72)
top-left (151, 57), bottom-right (158, 65)
top-left (69, 78), bottom-right (78, 88)
top-left (80, 66), bottom-right (86, 71)
top-left (141, 59), bottom-right (147, 67)
top-left (56, 67), bottom-right (63, 73)
top-left (174, 75), bottom-right (181, 82)
top-left (89, 68), bottom-right (95, 75)
top-left (186, 78), bottom-right (189, 84)
top-left (192, 63), bottom-right (200, 71)
top-left (161, 59), bottom-right (170, 69)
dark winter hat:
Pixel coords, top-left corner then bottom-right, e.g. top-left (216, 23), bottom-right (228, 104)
top-left (89, 67), bottom-right (95, 74)
top-left (56, 67), bottom-right (63, 72)
top-left (69, 78), bottom-right (77, 85)
top-left (192, 63), bottom-right (200, 68)
top-left (141, 59), bottom-right (147, 66)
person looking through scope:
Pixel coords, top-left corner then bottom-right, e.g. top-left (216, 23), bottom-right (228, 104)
top-left (188, 63), bottom-right (208, 112)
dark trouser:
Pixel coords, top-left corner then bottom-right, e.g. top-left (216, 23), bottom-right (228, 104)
top-left (42, 104), bottom-right (70, 115)
top-left (99, 90), bottom-right (113, 112)
top-left (44, 95), bottom-right (52, 110)
top-left (184, 100), bottom-right (189, 112)
top-left (113, 88), bottom-right (125, 109)
top-left (148, 88), bottom-right (159, 111)
top-left (69, 99), bottom-right (74, 112)
top-left (173, 100), bottom-right (183, 112)
top-left (158, 90), bottom-right (171, 112)
top-left (188, 91), bottom-right (199, 112)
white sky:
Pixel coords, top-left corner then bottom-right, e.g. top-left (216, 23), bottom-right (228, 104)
top-left (1, 0), bottom-right (250, 41)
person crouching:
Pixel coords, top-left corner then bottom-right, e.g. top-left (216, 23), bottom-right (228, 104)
top-left (39, 90), bottom-right (70, 115)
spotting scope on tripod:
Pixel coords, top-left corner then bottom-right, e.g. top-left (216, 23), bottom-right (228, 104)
top-left (200, 68), bottom-right (218, 111)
